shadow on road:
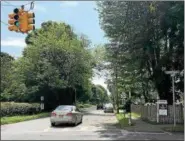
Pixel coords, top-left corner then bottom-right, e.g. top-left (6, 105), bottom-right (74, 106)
top-left (93, 122), bottom-right (125, 140)
top-left (51, 123), bottom-right (82, 128)
top-left (81, 110), bottom-right (115, 117)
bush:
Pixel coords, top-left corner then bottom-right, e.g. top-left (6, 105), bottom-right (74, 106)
top-left (0, 102), bottom-right (41, 117)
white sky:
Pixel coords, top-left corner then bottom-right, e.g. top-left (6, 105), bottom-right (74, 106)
top-left (91, 68), bottom-right (111, 95)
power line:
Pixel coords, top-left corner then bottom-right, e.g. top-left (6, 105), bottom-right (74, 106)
top-left (24, 1), bottom-right (34, 6)
top-left (1, 20), bottom-right (8, 26)
top-left (1, 4), bottom-right (16, 7)
top-left (2, 1), bottom-right (17, 7)
top-left (2, 1), bottom-right (35, 8)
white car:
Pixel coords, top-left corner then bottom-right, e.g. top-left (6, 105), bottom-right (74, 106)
top-left (104, 103), bottom-right (114, 113)
top-left (50, 105), bottom-right (83, 126)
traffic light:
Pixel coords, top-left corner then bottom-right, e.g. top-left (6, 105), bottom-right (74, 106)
top-left (19, 11), bottom-right (35, 33)
top-left (8, 8), bottom-right (20, 32)
top-left (27, 12), bottom-right (35, 31)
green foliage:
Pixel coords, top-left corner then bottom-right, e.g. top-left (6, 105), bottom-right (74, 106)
top-left (116, 114), bottom-right (130, 128)
top-left (96, 1), bottom-right (184, 105)
top-left (91, 84), bottom-right (109, 104)
top-left (0, 52), bottom-right (14, 94)
top-left (0, 21), bottom-right (95, 110)
top-left (1, 112), bottom-right (49, 125)
top-left (0, 102), bottom-right (40, 117)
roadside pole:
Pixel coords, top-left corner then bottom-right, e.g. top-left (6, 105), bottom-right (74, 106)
top-left (74, 88), bottom-right (76, 106)
top-left (40, 96), bottom-right (44, 111)
top-left (165, 70), bottom-right (179, 127)
top-left (128, 91), bottom-right (132, 125)
top-left (172, 74), bottom-right (176, 127)
top-left (123, 98), bottom-right (125, 118)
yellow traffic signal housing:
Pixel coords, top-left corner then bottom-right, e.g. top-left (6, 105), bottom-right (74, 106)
top-left (8, 7), bottom-right (35, 33)
top-left (19, 12), bottom-right (35, 33)
top-left (8, 8), bottom-right (20, 32)
top-left (27, 12), bottom-right (35, 31)
top-left (19, 12), bottom-right (28, 33)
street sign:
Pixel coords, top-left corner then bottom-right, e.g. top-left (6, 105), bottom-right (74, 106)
top-left (121, 92), bottom-right (126, 99)
top-left (159, 104), bottom-right (167, 115)
top-left (40, 103), bottom-right (44, 110)
top-left (157, 100), bottom-right (167, 116)
top-left (157, 100), bottom-right (167, 104)
top-left (40, 96), bottom-right (44, 101)
top-left (165, 71), bottom-right (179, 75)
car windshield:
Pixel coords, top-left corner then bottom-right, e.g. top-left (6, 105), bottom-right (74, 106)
top-left (56, 106), bottom-right (73, 111)
top-left (105, 103), bottom-right (113, 107)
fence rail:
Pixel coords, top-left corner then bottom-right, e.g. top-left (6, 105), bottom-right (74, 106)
top-left (131, 104), bottom-right (184, 124)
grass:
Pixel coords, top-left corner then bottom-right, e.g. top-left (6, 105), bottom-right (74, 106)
top-left (162, 125), bottom-right (184, 132)
top-left (1, 112), bottom-right (50, 125)
top-left (77, 103), bottom-right (93, 109)
top-left (116, 113), bottom-right (135, 128)
top-left (130, 112), bottom-right (141, 118)
top-left (116, 112), bottom-right (140, 128)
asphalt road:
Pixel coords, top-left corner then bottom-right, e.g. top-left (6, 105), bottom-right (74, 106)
top-left (1, 106), bottom-right (184, 140)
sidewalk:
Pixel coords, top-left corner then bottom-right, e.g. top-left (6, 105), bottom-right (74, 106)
top-left (123, 117), bottom-right (183, 133)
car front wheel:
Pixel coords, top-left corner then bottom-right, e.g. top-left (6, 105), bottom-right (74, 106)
top-left (80, 117), bottom-right (83, 124)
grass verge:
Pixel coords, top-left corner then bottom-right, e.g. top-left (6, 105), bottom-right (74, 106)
top-left (77, 103), bottom-right (93, 109)
top-left (162, 125), bottom-right (184, 133)
top-left (1, 112), bottom-right (50, 125)
top-left (131, 112), bottom-right (141, 118)
top-left (116, 114), bottom-right (133, 128)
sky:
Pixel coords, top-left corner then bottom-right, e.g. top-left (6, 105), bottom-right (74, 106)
top-left (1, 1), bottom-right (110, 93)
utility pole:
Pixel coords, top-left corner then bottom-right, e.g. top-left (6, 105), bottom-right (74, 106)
top-left (74, 88), bottom-right (76, 106)
top-left (172, 74), bottom-right (176, 127)
top-left (115, 56), bottom-right (119, 114)
top-left (165, 70), bottom-right (179, 127)
top-left (40, 96), bottom-right (44, 111)
top-left (128, 90), bottom-right (132, 125)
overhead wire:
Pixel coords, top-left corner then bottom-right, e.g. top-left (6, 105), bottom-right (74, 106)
top-left (2, 1), bottom-right (17, 7)
top-left (1, 20), bottom-right (9, 26)
top-left (2, 1), bottom-right (35, 11)
top-left (1, 4), bottom-right (17, 7)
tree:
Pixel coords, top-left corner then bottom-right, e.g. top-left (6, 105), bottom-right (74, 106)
top-left (96, 1), bottom-right (184, 105)
top-left (0, 52), bottom-right (14, 101)
top-left (2, 21), bottom-right (94, 110)
top-left (91, 84), bottom-right (109, 104)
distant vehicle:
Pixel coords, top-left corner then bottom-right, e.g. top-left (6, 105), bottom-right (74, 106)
top-left (50, 105), bottom-right (83, 126)
top-left (104, 103), bottom-right (114, 113)
top-left (97, 103), bottom-right (103, 110)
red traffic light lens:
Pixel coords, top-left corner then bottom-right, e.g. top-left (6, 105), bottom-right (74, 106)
top-left (14, 15), bottom-right (19, 20)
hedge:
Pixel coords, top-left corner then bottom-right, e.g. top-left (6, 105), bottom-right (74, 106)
top-left (1, 102), bottom-right (41, 117)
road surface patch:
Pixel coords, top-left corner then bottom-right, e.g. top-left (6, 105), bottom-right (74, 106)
top-left (43, 127), bottom-right (50, 132)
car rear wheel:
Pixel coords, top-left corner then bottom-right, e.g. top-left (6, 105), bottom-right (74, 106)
top-left (80, 116), bottom-right (83, 124)
top-left (51, 122), bottom-right (55, 127)
top-left (72, 116), bottom-right (78, 126)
